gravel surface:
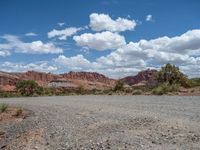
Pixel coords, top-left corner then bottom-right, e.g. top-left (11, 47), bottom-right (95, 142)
top-left (0, 96), bottom-right (200, 150)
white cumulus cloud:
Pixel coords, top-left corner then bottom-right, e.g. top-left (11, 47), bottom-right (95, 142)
top-left (0, 35), bottom-right (63, 54)
top-left (89, 13), bottom-right (136, 32)
top-left (73, 31), bottom-right (126, 51)
top-left (0, 61), bottom-right (57, 73)
top-left (54, 54), bottom-right (91, 70)
top-left (56, 29), bottom-right (200, 78)
top-left (48, 27), bottom-right (82, 40)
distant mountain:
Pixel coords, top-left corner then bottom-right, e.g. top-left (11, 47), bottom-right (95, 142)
top-left (121, 69), bottom-right (158, 87)
top-left (0, 71), bottom-right (116, 91)
top-left (61, 71), bottom-right (115, 85)
top-left (0, 69), bottom-right (160, 91)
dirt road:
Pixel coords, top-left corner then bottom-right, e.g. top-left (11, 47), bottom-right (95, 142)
top-left (0, 96), bottom-right (200, 149)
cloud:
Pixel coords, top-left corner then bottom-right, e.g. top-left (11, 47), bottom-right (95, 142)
top-left (180, 63), bottom-right (200, 78)
top-left (0, 50), bottom-right (10, 57)
top-left (1, 27), bottom-right (200, 78)
top-left (105, 30), bottom-right (200, 63)
top-left (48, 27), bottom-right (82, 40)
top-left (73, 31), bottom-right (126, 51)
top-left (89, 13), bottom-right (136, 32)
top-left (95, 29), bottom-right (200, 77)
top-left (25, 32), bottom-right (37, 36)
top-left (58, 22), bottom-right (65, 27)
top-left (0, 44), bottom-right (12, 57)
top-left (146, 14), bottom-right (153, 22)
top-left (0, 35), bottom-right (63, 54)
top-left (54, 53), bottom-right (146, 78)
top-left (0, 61), bottom-right (57, 73)
top-left (54, 54), bottom-right (92, 70)
top-left (57, 29), bottom-right (200, 78)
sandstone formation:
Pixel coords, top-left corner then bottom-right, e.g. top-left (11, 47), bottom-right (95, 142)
top-left (0, 69), bottom-right (159, 91)
top-left (19, 71), bottom-right (61, 86)
top-left (0, 71), bottom-right (116, 91)
top-left (121, 69), bottom-right (158, 87)
top-left (62, 71), bottom-right (115, 85)
top-left (0, 72), bottom-right (19, 88)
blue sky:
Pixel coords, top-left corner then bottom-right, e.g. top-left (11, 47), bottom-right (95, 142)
top-left (0, 0), bottom-right (200, 78)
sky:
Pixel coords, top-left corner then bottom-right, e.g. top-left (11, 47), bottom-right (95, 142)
top-left (0, 0), bottom-right (200, 78)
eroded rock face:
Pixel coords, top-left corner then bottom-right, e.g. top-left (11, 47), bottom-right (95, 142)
top-left (0, 70), bottom-right (158, 91)
top-left (62, 71), bottom-right (116, 85)
top-left (121, 69), bottom-right (158, 86)
top-left (0, 71), bottom-right (116, 91)
top-left (19, 71), bottom-right (61, 86)
top-left (0, 72), bottom-right (19, 87)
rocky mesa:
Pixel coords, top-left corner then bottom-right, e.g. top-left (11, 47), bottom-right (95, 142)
top-left (0, 71), bottom-right (116, 91)
top-left (0, 69), bottom-right (160, 91)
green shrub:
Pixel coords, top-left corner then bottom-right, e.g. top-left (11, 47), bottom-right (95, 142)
top-left (152, 83), bottom-right (168, 95)
top-left (132, 86), bottom-right (152, 92)
top-left (0, 103), bottom-right (8, 113)
top-left (43, 87), bottom-right (55, 96)
top-left (157, 63), bottom-right (187, 86)
top-left (98, 89), bottom-right (112, 95)
top-left (16, 80), bottom-right (41, 96)
top-left (132, 90), bottom-right (143, 95)
top-left (113, 80), bottom-right (124, 92)
top-left (169, 83), bottom-right (180, 92)
top-left (152, 83), bottom-right (180, 95)
top-left (124, 88), bottom-right (133, 93)
top-left (182, 78), bottom-right (200, 88)
top-left (0, 92), bottom-right (12, 98)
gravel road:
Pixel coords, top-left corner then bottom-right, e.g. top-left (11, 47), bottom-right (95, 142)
top-left (0, 96), bottom-right (200, 150)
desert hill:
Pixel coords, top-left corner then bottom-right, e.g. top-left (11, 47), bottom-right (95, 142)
top-left (0, 71), bottom-right (116, 91)
top-left (121, 69), bottom-right (158, 87)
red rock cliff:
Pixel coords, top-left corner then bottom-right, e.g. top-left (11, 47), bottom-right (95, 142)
top-left (121, 69), bottom-right (158, 86)
top-left (61, 71), bottom-right (116, 85)
top-left (0, 71), bottom-right (116, 90)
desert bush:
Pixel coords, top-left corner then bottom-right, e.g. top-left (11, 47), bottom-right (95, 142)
top-left (157, 63), bottom-right (187, 85)
top-left (182, 78), bottom-right (200, 88)
top-left (152, 83), bottom-right (168, 95)
top-left (76, 85), bottom-right (85, 95)
top-left (98, 88), bottom-right (112, 95)
top-left (0, 91), bottom-right (22, 98)
top-left (16, 80), bottom-right (41, 96)
top-left (43, 87), bottom-right (56, 96)
top-left (14, 108), bottom-right (23, 116)
top-left (124, 87), bottom-right (133, 93)
top-left (0, 103), bottom-right (8, 113)
top-left (169, 83), bottom-right (180, 92)
top-left (36, 86), bottom-right (44, 95)
top-left (152, 82), bottom-right (180, 95)
top-left (132, 86), bottom-right (152, 92)
top-left (113, 80), bottom-right (124, 92)
top-left (132, 89), bottom-right (143, 95)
